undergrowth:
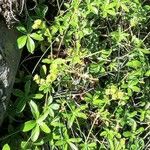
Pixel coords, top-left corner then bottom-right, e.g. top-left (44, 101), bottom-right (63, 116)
top-left (1, 0), bottom-right (150, 149)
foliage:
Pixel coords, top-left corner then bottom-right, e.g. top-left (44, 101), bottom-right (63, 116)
top-left (1, 0), bottom-right (150, 149)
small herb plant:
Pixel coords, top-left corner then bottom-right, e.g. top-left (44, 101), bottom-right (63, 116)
top-left (1, 0), bottom-right (150, 149)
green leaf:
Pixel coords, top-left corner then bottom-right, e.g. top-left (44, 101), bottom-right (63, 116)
top-left (21, 141), bottom-right (29, 149)
top-left (49, 108), bottom-right (54, 117)
top-left (37, 109), bottom-right (49, 123)
top-left (123, 131), bottom-right (132, 137)
top-left (50, 103), bottom-right (60, 110)
top-left (69, 138), bottom-right (82, 143)
top-left (51, 26), bottom-right (58, 35)
top-left (30, 33), bottom-right (44, 41)
top-left (31, 94), bottom-right (43, 99)
top-left (139, 48), bottom-right (150, 54)
top-left (128, 111), bottom-right (137, 118)
top-left (116, 139), bottom-right (125, 150)
top-left (47, 95), bottom-right (53, 105)
top-left (129, 79), bottom-right (139, 86)
top-left (23, 120), bottom-right (36, 132)
top-left (68, 142), bottom-right (78, 150)
top-left (121, 4), bottom-right (129, 12)
top-left (17, 35), bottom-right (27, 49)
top-left (29, 100), bottom-right (40, 119)
top-left (136, 127), bottom-right (144, 134)
top-left (13, 89), bottom-right (24, 97)
top-left (68, 115), bottom-right (75, 128)
top-left (42, 58), bottom-right (52, 64)
top-left (55, 140), bottom-right (66, 146)
top-left (36, 5), bottom-right (48, 18)
top-left (91, 6), bottom-right (98, 14)
top-left (40, 65), bottom-right (47, 77)
top-left (16, 99), bottom-right (26, 113)
top-left (27, 36), bottom-right (35, 53)
top-left (31, 125), bottom-right (40, 142)
top-left (39, 122), bottom-right (51, 133)
top-left (127, 60), bottom-right (142, 69)
top-left (107, 9), bottom-right (116, 16)
top-left (100, 131), bottom-right (107, 137)
top-left (145, 70), bottom-right (150, 76)
top-left (78, 105), bottom-right (88, 110)
top-left (2, 144), bottom-right (10, 150)
top-left (108, 139), bottom-right (114, 150)
top-left (77, 112), bottom-right (87, 119)
top-left (88, 142), bottom-right (97, 147)
top-left (130, 86), bottom-right (140, 92)
top-left (24, 80), bottom-right (31, 95)
top-left (16, 26), bottom-right (27, 34)
top-left (51, 121), bottom-right (64, 127)
top-left (131, 119), bottom-right (137, 131)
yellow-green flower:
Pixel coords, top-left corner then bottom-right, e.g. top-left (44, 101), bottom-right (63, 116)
top-left (32, 19), bottom-right (42, 29)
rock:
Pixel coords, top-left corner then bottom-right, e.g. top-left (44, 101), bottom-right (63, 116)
top-left (0, 19), bottom-right (21, 126)
top-left (0, 0), bottom-right (24, 27)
